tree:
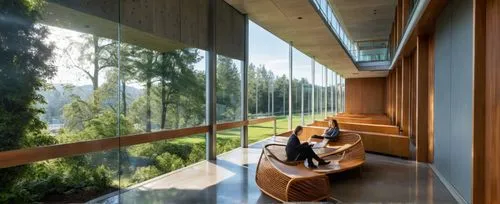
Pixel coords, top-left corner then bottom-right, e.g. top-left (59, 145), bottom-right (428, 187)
top-left (247, 63), bottom-right (257, 114)
top-left (117, 43), bottom-right (136, 116)
top-left (156, 49), bottom-right (201, 129)
top-left (0, 0), bottom-right (56, 191)
top-left (274, 75), bottom-right (288, 115)
top-left (131, 48), bottom-right (158, 132)
top-left (62, 35), bottom-right (116, 91)
top-left (216, 56), bottom-right (241, 121)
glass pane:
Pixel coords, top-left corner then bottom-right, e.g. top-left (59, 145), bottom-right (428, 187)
top-left (249, 21), bottom-right (289, 134)
top-left (248, 120), bottom-right (275, 144)
top-left (292, 48), bottom-right (311, 126)
top-left (216, 55), bottom-right (242, 122)
top-left (314, 62), bottom-right (323, 120)
top-left (217, 127), bottom-right (241, 155)
top-left (119, 134), bottom-right (206, 188)
top-left (1, 1), bottom-right (120, 202)
top-left (0, 0), bottom-right (121, 149)
top-left (2, 150), bottom-right (119, 203)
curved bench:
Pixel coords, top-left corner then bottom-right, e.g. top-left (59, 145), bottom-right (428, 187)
top-left (255, 133), bottom-right (365, 202)
top-left (311, 133), bottom-right (366, 174)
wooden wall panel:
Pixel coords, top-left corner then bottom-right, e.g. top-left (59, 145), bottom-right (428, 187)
top-left (345, 78), bottom-right (386, 114)
top-left (392, 70), bottom-right (397, 124)
top-left (427, 33), bottom-right (435, 163)
top-left (399, 62), bottom-right (404, 127)
top-left (473, 0), bottom-right (486, 203)
top-left (474, 0), bottom-right (500, 202)
top-left (395, 64), bottom-right (400, 126)
top-left (484, 2), bottom-right (500, 201)
top-left (416, 35), bottom-right (429, 162)
top-left (402, 57), bottom-right (411, 136)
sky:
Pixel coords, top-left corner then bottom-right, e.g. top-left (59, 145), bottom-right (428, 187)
top-left (46, 20), bottom-right (338, 87)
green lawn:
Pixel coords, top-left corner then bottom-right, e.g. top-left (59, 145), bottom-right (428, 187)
top-left (171, 114), bottom-right (327, 146)
top-left (146, 113), bottom-right (329, 149)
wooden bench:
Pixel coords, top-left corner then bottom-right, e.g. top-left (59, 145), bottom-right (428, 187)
top-left (309, 120), bottom-right (400, 135)
top-left (343, 130), bottom-right (409, 158)
top-left (278, 126), bottom-right (409, 158)
top-left (256, 133), bottom-right (365, 202)
top-left (255, 147), bottom-right (331, 202)
top-left (326, 113), bottom-right (392, 125)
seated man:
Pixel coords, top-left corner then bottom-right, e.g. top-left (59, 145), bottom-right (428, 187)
top-left (311, 119), bottom-right (340, 144)
top-left (286, 126), bottom-right (330, 169)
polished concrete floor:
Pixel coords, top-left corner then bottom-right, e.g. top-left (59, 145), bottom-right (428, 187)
top-left (92, 138), bottom-right (457, 204)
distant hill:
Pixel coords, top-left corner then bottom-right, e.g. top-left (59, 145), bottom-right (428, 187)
top-left (38, 84), bottom-right (143, 124)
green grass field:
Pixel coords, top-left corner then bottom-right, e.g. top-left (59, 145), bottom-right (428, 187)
top-left (170, 113), bottom-right (329, 146)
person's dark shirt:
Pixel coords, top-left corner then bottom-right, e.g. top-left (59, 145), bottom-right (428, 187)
top-left (286, 133), bottom-right (308, 161)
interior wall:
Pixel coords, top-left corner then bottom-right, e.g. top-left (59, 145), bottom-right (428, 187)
top-left (433, 0), bottom-right (473, 202)
top-left (345, 78), bottom-right (386, 114)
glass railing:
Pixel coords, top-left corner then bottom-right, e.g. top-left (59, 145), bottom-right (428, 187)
top-left (311, 0), bottom-right (359, 61)
top-left (356, 40), bottom-right (390, 62)
top-left (311, 0), bottom-right (390, 62)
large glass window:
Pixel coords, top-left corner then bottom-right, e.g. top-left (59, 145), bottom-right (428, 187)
top-left (216, 55), bottom-right (242, 154)
top-left (1, 1), bottom-right (121, 202)
top-left (248, 21), bottom-right (289, 135)
top-left (314, 62), bottom-right (324, 120)
top-left (216, 56), bottom-right (242, 122)
top-left (292, 48), bottom-right (312, 126)
top-left (0, 0), bottom-right (214, 202)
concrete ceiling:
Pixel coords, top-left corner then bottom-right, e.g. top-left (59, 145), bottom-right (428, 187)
top-left (330, 0), bottom-right (396, 41)
top-left (225, 0), bottom-right (387, 78)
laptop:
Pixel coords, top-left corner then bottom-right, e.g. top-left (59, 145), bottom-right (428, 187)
top-left (311, 139), bottom-right (329, 149)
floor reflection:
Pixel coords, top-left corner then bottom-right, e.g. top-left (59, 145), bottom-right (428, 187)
top-left (92, 138), bottom-right (457, 204)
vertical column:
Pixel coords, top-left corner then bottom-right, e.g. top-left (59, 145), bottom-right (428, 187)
top-left (311, 58), bottom-right (315, 121)
top-left (288, 42), bottom-right (293, 130)
top-left (268, 81), bottom-right (270, 114)
top-left (416, 35), bottom-right (429, 162)
top-left (271, 77), bottom-right (274, 116)
top-left (319, 65), bottom-right (323, 118)
top-left (333, 72), bottom-right (337, 114)
top-left (240, 15), bottom-right (249, 148)
top-left (255, 83), bottom-right (258, 114)
top-left (330, 71), bottom-right (334, 114)
top-left (324, 67), bottom-right (328, 118)
top-left (392, 70), bottom-right (396, 124)
top-left (402, 57), bottom-right (411, 136)
top-left (336, 74), bottom-right (340, 113)
top-left (395, 65), bottom-right (400, 126)
top-left (206, 0), bottom-right (217, 160)
top-left (341, 76), bottom-right (344, 112)
top-left (301, 83), bottom-right (304, 125)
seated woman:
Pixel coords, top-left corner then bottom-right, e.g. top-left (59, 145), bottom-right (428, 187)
top-left (286, 126), bottom-right (330, 169)
top-left (312, 119), bottom-right (340, 141)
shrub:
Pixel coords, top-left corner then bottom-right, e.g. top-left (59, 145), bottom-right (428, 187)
top-left (155, 152), bottom-right (184, 173)
top-left (130, 166), bottom-right (162, 184)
